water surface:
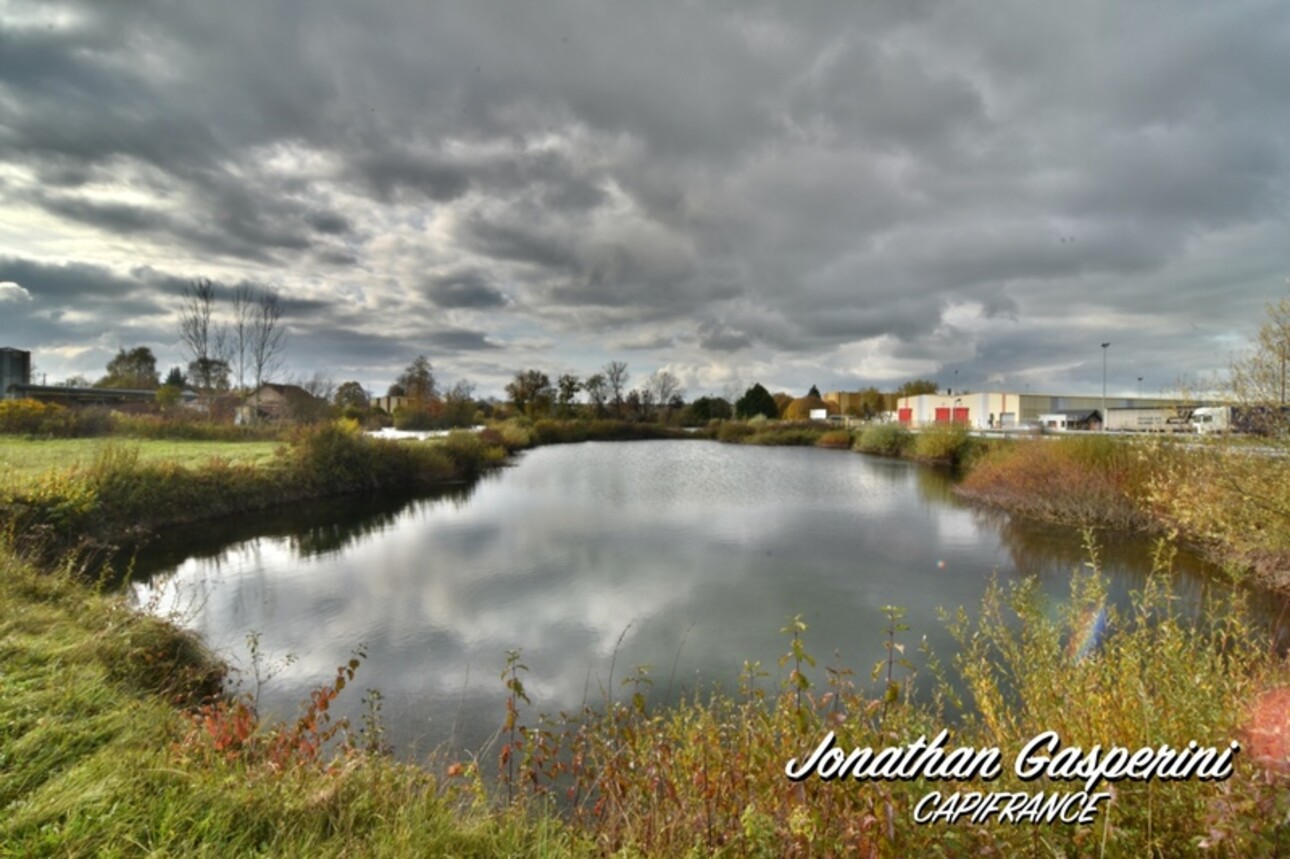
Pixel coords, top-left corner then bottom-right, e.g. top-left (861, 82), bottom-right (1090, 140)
top-left (131, 440), bottom-right (1286, 759)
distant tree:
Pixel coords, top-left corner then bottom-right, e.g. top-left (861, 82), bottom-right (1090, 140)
top-left (99, 346), bottom-right (161, 389)
top-left (187, 358), bottom-right (230, 393)
top-left (335, 380), bottom-right (370, 410)
top-left (808, 384), bottom-right (821, 398)
top-left (896, 379), bottom-right (939, 398)
top-left (506, 369), bottom-right (554, 417)
top-left (556, 373), bottom-right (582, 418)
top-left (784, 394), bottom-right (838, 421)
top-left (442, 379), bottom-right (477, 427)
top-left (156, 384), bottom-right (183, 411)
top-left (248, 287), bottom-right (286, 391)
top-left (643, 370), bottom-right (683, 422)
top-left (180, 278), bottom-right (231, 392)
top-left (849, 386), bottom-right (888, 419)
top-left (397, 356), bottom-right (437, 405)
top-left (296, 371), bottom-right (336, 403)
top-left (62, 374), bottom-right (92, 388)
top-left (1230, 296), bottom-right (1290, 407)
top-left (386, 382), bottom-right (407, 397)
top-left (624, 389), bottom-right (644, 420)
top-left (164, 366), bottom-right (187, 388)
top-left (772, 391), bottom-right (793, 417)
top-left (584, 373), bottom-right (609, 417)
top-left (736, 383), bottom-right (778, 420)
top-left (604, 361), bottom-right (629, 415)
top-left (230, 283), bottom-right (254, 392)
top-left (683, 396), bottom-right (732, 424)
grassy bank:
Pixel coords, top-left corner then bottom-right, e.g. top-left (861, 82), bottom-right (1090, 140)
top-left (958, 435), bottom-right (1290, 592)
top-left (0, 546), bottom-right (593, 856)
top-left (0, 437), bottom-right (281, 484)
top-left (0, 422), bottom-right (508, 557)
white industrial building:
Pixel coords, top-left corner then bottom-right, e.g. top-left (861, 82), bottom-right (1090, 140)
top-left (894, 391), bottom-right (1197, 430)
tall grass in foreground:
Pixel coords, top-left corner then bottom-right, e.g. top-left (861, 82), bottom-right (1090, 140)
top-left (2, 532), bottom-right (1286, 855)
top-left (473, 538), bottom-right (1287, 856)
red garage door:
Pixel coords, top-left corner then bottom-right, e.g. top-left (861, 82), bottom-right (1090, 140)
top-left (934, 407), bottom-right (950, 423)
top-left (898, 408), bottom-right (912, 425)
top-left (952, 408), bottom-right (969, 424)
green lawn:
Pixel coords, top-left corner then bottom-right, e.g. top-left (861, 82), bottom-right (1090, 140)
top-left (0, 437), bottom-right (282, 485)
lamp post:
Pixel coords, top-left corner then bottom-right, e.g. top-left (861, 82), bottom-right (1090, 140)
top-left (1137, 376), bottom-right (1143, 400)
top-left (1101, 342), bottom-right (1110, 431)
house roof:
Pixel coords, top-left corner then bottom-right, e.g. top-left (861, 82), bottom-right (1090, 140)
top-left (251, 383), bottom-right (325, 403)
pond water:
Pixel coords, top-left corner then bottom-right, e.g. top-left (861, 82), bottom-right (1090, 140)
top-left (130, 440), bottom-right (1289, 760)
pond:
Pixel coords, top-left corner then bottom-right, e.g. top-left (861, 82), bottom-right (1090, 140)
top-left (130, 439), bottom-right (1289, 760)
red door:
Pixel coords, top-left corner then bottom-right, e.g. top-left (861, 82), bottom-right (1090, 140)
top-left (934, 407), bottom-right (950, 423)
top-left (898, 408), bottom-right (912, 425)
top-left (952, 408), bottom-right (969, 424)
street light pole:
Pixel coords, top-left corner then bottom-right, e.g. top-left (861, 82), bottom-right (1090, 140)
top-left (1101, 342), bottom-right (1110, 431)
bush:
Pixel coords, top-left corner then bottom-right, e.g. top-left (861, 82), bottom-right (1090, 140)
top-left (912, 422), bottom-right (970, 464)
top-left (716, 421), bottom-right (756, 443)
top-left (854, 423), bottom-right (913, 457)
top-left (440, 430), bottom-right (508, 474)
top-left (814, 429), bottom-right (853, 449)
top-left (744, 425), bottom-right (828, 446)
top-left (957, 436), bottom-right (1153, 530)
top-left (393, 407), bottom-right (435, 431)
top-left (0, 400), bottom-right (115, 437)
top-left (114, 413), bottom-right (280, 441)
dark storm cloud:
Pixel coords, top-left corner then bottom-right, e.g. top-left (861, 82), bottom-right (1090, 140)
top-left (429, 329), bottom-right (500, 352)
top-left (424, 271), bottom-right (509, 309)
top-left (697, 321), bottom-right (753, 353)
top-left (1, 0), bottom-right (1287, 394)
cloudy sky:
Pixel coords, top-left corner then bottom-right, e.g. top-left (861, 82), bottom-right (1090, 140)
top-left (1, 1), bottom-right (1287, 400)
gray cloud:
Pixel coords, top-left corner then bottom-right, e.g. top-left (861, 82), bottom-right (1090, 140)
top-left (424, 271), bottom-right (509, 309)
top-left (0, 0), bottom-right (1286, 396)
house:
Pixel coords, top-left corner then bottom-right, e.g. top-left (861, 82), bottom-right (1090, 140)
top-left (238, 383), bottom-right (329, 423)
top-left (372, 394), bottom-right (410, 415)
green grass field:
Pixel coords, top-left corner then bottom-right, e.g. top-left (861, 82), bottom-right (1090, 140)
top-left (0, 437), bottom-right (282, 485)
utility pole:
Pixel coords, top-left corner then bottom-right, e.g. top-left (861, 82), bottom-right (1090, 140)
top-left (1101, 342), bottom-right (1110, 431)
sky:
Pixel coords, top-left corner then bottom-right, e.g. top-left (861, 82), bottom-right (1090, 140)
top-left (1, 1), bottom-right (1287, 401)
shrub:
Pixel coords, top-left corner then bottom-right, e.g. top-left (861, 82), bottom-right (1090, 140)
top-left (912, 422), bottom-right (970, 464)
top-left (744, 425), bottom-right (828, 446)
top-left (814, 429), bottom-right (853, 449)
top-left (855, 422), bottom-right (913, 457)
top-left (113, 413), bottom-right (280, 441)
top-left (393, 407), bottom-right (435, 431)
top-left (957, 436), bottom-right (1153, 530)
top-left (717, 421), bottom-right (756, 443)
top-left (440, 430), bottom-right (508, 474)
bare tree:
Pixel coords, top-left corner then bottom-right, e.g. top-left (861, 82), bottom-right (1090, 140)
top-left (604, 360), bottom-right (629, 415)
top-left (180, 279), bottom-right (218, 389)
top-left (231, 283), bottom-right (254, 393)
top-left (646, 370), bottom-right (684, 421)
top-left (250, 288), bottom-right (287, 390)
top-left (584, 373), bottom-right (609, 417)
top-left (295, 370), bottom-right (336, 402)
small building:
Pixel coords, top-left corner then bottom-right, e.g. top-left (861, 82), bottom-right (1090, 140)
top-left (239, 383), bottom-right (329, 423)
top-left (372, 395), bottom-right (410, 415)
